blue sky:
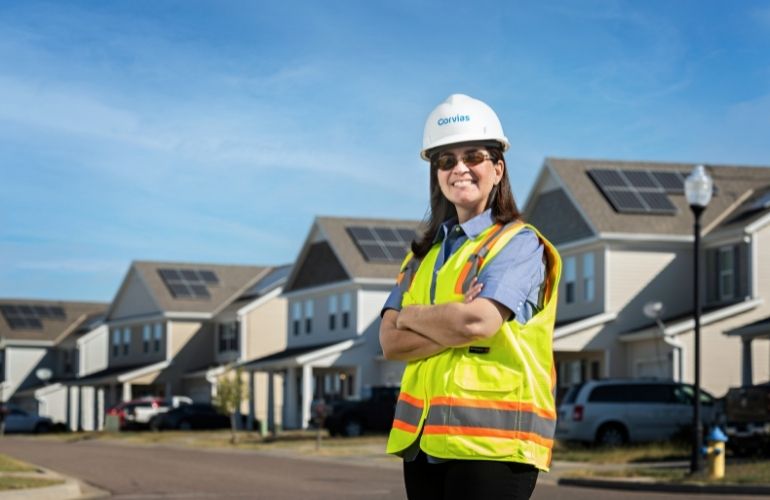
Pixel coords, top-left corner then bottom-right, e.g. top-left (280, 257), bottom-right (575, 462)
top-left (1, 0), bottom-right (769, 302)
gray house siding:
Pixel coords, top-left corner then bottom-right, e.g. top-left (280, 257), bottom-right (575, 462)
top-left (527, 189), bottom-right (594, 245)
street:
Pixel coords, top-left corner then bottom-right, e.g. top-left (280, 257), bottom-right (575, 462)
top-left (0, 436), bottom-right (765, 499)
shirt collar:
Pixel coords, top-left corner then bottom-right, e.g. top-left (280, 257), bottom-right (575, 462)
top-left (433, 209), bottom-right (494, 243)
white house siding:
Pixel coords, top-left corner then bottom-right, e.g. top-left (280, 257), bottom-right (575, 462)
top-left (79, 386), bottom-right (97, 431)
top-left (605, 246), bottom-right (690, 332)
top-left (625, 338), bottom-right (675, 379)
top-left (109, 269), bottom-right (161, 319)
top-left (244, 296), bottom-right (287, 361)
top-left (555, 245), bottom-right (605, 322)
top-left (109, 322), bottom-right (166, 368)
top-left (35, 383), bottom-right (68, 425)
top-left (5, 346), bottom-right (48, 401)
top-left (78, 324), bottom-right (108, 377)
top-left (162, 321), bottom-right (215, 396)
top-left (286, 286), bottom-right (359, 349)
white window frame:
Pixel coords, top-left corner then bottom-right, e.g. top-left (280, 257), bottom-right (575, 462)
top-left (122, 328), bottom-right (131, 355)
top-left (582, 253), bottom-right (595, 302)
top-left (153, 323), bottom-right (162, 352)
top-left (564, 256), bottom-right (576, 304)
top-left (718, 246), bottom-right (735, 301)
top-left (112, 330), bottom-right (121, 357)
top-left (142, 325), bottom-right (151, 354)
top-left (304, 299), bottom-right (314, 334)
top-left (341, 293), bottom-right (351, 329)
top-left (328, 295), bottom-right (338, 331)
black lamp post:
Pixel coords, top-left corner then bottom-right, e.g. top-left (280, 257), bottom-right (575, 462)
top-left (684, 164), bottom-right (713, 475)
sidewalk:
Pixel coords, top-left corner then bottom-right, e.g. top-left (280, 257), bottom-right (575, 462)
top-left (0, 467), bottom-right (107, 500)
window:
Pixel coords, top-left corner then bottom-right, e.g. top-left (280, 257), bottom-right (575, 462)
top-left (341, 293), bottom-right (351, 329)
top-left (153, 323), bottom-right (162, 352)
top-left (304, 300), bottom-right (313, 334)
top-left (718, 246), bottom-right (735, 301)
top-left (112, 330), bottom-right (121, 357)
top-left (292, 302), bottom-right (301, 336)
top-left (564, 257), bottom-right (576, 304)
top-left (582, 253), bottom-right (594, 301)
top-left (328, 295), bottom-right (337, 331)
top-left (122, 328), bottom-right (131, 355)
top-left (143, 325), bottom-right (151, 353)
top-left (218, 322), bottom-right (239, 353)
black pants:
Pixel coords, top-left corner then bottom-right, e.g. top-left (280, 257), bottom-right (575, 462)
top-left (403, 452), bottom-right (539, 500)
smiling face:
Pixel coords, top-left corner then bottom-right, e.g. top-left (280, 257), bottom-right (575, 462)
top-left (433, 144), bottom-right (504, 223)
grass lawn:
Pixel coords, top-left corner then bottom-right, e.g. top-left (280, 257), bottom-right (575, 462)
top-left (553, 440), bottom-right (690, 463)
top-left (564, 459), bottom-right (770, 485)
top-left (0, 454), bottom-right (37, 472)
top-left (0, 476), bottom-right (64, 491)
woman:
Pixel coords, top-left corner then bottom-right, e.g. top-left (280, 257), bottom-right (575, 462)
top-left (380, 94), bottom-right (562, 500)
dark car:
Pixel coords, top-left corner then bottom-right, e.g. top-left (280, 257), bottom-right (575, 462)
top-left (323, 386), bottom-right (399, 437)
top-left (149, 403), bottom-right (230, 431)
top-left (724, 381), bottom-right (770, 456)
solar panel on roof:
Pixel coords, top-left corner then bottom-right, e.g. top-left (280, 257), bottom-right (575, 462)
top-left (587, 168), bottom-right (678, 215)
top-left (0, 302), bottom-right (66, 330)
top-left (346, 226), bottom-right (417, 263)
top-left (157, 268), bottom-right (219, 300)
top-left (651, 171), bottom-right (686, 193)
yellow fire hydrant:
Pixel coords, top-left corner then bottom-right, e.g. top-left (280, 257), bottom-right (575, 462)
top-left (702, 426), bottom-right (728, 479)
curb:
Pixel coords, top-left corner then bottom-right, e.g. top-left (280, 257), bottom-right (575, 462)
top-left (0, 468), bottom-right (109, 500)
top-left (558, 476), bottom-right (770, 496)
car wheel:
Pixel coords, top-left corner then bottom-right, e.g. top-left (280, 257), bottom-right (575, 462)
top-left (149, 417), bottom-right (161, 432)
top-left (342, 418), bottom-right (363, 437)
top-left (178, 420), bottom-right (192, 431)
top-left (34, 422), bottom-right (50, 434)
top-left (596, 423), bottom-right (627, 447)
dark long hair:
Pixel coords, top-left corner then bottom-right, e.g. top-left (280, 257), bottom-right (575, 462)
top-left (411, 144), bottom-right (521, 259)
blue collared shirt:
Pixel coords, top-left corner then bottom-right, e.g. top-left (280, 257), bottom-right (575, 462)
top-left (382, 209), bottom-right (545, 323)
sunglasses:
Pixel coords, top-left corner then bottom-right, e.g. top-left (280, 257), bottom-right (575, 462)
top-left (431, 150), bottom-right (494, 171)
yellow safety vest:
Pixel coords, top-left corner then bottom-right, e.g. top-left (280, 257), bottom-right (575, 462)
top-left (386, 221), bottom-right (562, 471)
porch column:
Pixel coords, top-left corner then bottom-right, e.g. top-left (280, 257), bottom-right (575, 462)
top-left (284, 366), bottom-right (297, 429)
top-left (353, 366), bottom-right (362, 398)
top-left (97, 387), bottom-right (105, 431)
top-left (742, 338), bottom-right (753, 387)
top-left (247, 370), bottom-right (256, 431)
top-left (301, 364), bottom-right (313, 430)
top-left (121, 382), bottom-right (132, 402)
top-left (267, 370), bottom-right (275, 435)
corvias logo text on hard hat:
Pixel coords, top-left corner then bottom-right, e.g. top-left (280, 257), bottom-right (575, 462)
top-left (436, 114), bottom-right (471, 126)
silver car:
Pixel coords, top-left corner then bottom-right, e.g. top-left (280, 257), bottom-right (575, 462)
top-left (555, 379), bottom-right (721, 446)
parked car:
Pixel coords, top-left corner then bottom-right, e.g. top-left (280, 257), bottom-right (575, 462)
top-left (322, 386), bottom-right (399, 437)
top-left (106, 395), bottom-right (192, 430)
top-left (149, 403), bottom-right (230, 431)
top-left (724, 381), bottom-right (770, 456)
top-left (555, 379), bottom-right (721, 446)
top-left (0, 404), bottom-right (53, 434)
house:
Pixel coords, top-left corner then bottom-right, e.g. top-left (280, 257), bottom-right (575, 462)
top-left (524, 158), bottom-right (770, 397)
top-left (0, 299), bottom-right (107, 427)
top-left (75, 260), bottom-right (287, 429)
top-left (243, 216), bottom-right (420, 429)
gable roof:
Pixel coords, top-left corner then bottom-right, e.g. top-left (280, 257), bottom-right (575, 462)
top-left (0, 299), bottom-right (107, 344)
top-left (540, 158), bottom-right (770, 237)
top-left (284, 216), bottom-right (422, 293)
top-left (108, 261), bottom-right (271, 319)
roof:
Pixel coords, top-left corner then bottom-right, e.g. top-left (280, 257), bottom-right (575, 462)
top-left (0, 299), bottom-right (108, 344)
top-left (109, 261), bottom-right (272, 319)
top-left (284, 216), bottom-right (422, 292)
top-left (542, 158), bottom-right (770, 237)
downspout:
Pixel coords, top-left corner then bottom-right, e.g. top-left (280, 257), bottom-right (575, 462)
top-left (655, 316), bottom-right (684, 383)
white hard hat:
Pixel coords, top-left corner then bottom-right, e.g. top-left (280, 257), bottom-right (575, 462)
top-left (421, 94), bottom-right (510, 160)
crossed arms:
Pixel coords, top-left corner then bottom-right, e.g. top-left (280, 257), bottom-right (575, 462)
top-left (379, 279), bottom-right (511, 362)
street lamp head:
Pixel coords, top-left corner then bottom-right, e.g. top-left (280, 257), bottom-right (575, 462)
top-left (643, 301), bottom-right (664, 319)
top-left (685, 164), bottom-right (713, 209)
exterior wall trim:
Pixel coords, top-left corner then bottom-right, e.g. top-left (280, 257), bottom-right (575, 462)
top-left (117, 360), bottom-right (170, 383)
top-left (554, 312), bottom-right (617, 340)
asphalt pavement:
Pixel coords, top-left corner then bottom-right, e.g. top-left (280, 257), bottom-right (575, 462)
top-left (0, 435), bottom-right (768, 499)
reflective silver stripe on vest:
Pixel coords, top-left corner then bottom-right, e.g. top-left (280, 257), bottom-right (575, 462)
top-left (394, 399), bottom-right (423, 428)
top-left (425, 404), bottom-right (556, 439)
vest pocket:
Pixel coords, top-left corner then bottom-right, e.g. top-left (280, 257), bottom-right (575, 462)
top-left (453, 358), bottom-right (522, 393)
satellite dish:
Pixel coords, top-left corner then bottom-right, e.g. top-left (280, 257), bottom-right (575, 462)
top-left (35, 368), bottom-right (53, 382)
top-left (643, 301), bottom-right (664, 319)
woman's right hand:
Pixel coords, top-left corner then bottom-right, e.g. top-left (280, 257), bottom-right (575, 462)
top-left (464, 277), bottom-right (484, 303)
